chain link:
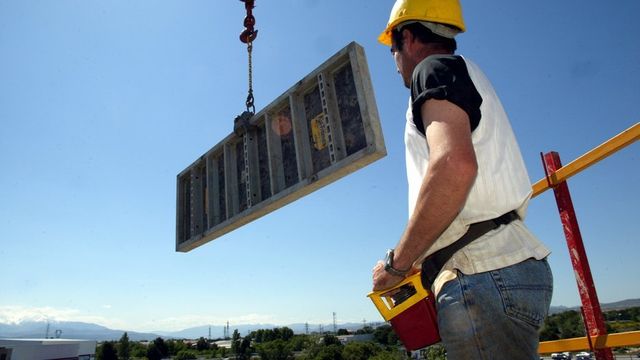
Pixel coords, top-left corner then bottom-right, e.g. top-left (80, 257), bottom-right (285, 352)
top-left (240, 0), bottom-right (257, 114)
top-left (245, 42), bottom-right (255, 113)
top-left (233, 1), bottom-right (258, 135)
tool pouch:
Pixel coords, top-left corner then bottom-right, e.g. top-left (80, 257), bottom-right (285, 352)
top-left (368, 273), bottom-right (440, 350)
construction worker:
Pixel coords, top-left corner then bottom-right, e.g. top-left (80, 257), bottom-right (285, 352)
top-left (372, 0), bottom-right (553, 358)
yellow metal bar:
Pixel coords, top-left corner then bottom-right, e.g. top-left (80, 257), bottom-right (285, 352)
top-left (539, 330), bottom-right (640, 353)
top-left (532, 122), bottom-right (640, 198)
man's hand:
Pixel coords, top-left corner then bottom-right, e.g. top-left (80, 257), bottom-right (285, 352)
top-left (372, 260), bottom-right (405, 292)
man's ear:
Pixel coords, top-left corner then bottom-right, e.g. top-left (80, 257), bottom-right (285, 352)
top-left (402, 28), bottom-right (415, 50)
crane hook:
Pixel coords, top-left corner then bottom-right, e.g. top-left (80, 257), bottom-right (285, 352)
top-left (239, 0), bottom-right (258, 44)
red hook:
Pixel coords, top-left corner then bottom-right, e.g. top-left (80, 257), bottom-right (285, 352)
top-left (240, 28), bottom-right (258, 43)
top-left (239, 0), bottom-right (258, 43)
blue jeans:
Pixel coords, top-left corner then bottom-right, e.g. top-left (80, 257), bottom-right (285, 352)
top-left (436, 258), bottom-right (553, 360)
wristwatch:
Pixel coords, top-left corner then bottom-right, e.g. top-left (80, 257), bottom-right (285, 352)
top-left (384, 249), bottom-right (410, 277)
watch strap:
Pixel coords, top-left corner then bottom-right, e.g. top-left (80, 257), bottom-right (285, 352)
top-left (384, 249), bottom-right (410, 277)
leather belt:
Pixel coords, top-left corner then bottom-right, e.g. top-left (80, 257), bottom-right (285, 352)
top-left (421, 210), bottom-right (520, 288)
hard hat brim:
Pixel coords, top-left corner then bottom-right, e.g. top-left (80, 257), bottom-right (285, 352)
top-left (378, 29), bottom-right (392, 47)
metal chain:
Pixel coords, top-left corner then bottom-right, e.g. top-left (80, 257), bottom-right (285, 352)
top-left (240, 0), bottom-right (257, 114)
top-left (246, 42), bottom-right (255, 113)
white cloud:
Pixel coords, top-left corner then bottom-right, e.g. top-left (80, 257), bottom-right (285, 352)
top-left (0, 305), bottom-right (74, 324)
top-left (0, 305), bottom-right (127, 330)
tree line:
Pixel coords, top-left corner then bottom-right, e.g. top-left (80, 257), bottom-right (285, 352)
top-left (96, 307), bottom-right (640, 360)
top-left (95, 326), bottom-right (418, 360)
top-left (540, 306), bottom-right (640, 341)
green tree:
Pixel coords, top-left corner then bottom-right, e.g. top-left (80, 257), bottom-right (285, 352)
top-left (304, 335), bottom-right (344, 360)
top-left (131, 342), bottom-right (147, 358)
top-left (146, 343), bottom-right (162, 360)
top-left (321, 334), bottom-right (342, 347)
top-left (155, 337), bottom-right (169, 358)
top-left (257, 339), bottom-right (294, 360)
top-left (96, 341), bottom-right (118, 360)
top-left (603, 306), bottom-right (640, 333)
top-left (369, 348), bottom-right (408, 360)
top-left (239, 337), bottom-right (252, 360)
top-left (166, 339), bottom-right (188, 356)
top-left (279, 327), bottom-right (294, 341)
top-left (314, 344), bottom-right (344, 360)
top-left (540, 310), bottom-right (585, 341)
top-left (355, 326), bottom-right (373, 335)
top-left (304, 335), bottom-right (340, 360)
top-left (289, 334), bottom-right (312, 351)
top-left (342, 341), bottom-right (381, 360)
top-left (337, 328), bottom-right (349, 336)
top-left (232, 329), bottom-right (242, 354)
top-left (196, 336), bottom-right (209, 351)
top-left (252, 327), bottom-right (295, 343)
top-left (175, 349), bottom-right (198, 360)
top-left (252, 329), bottom-right (265, 343)
top-left (422, 344), bottom-right (447, 360)
top-left (147, 337), bottom-right (169, 360)
top-left (373, 325), bottom-right (399, 346)
top-left (231, 331), bottom-right (252, 360)
top-left (118, 332), bottom-right (130, 360)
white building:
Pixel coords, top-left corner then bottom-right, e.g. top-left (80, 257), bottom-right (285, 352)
top-left (0, 339), bottom-right (96, 360)
top-left (337, 334), bottom-right (375, 344)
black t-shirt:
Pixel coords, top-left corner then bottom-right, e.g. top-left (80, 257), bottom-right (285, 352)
top-left (410, 55), bottom-right (483, 135)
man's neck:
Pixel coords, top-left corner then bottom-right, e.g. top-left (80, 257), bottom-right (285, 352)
top-left (415, 42), bottom-right (454, 59)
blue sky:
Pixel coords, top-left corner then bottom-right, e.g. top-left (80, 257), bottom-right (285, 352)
top-left (1, 0), bottom-right (638, 335)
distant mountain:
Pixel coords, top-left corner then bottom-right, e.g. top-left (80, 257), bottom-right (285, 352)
top-left (0, 320), bottom-right (160, 341)
top-left (600, 298), bottom-right (640, 310)
top-left (2, 299), bottom-right (637, 341)
top-left (549, 298), bottom-right (640, 314)
top-left (0, 320), bottom-right (380, 342)
top-left (549, 305), bottom-right (571, 315)
top-left (154, 324), bottom-right (277, 339)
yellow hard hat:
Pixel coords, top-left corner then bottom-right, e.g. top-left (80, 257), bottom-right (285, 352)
top-left (378, 0), bottom-right (466, 46)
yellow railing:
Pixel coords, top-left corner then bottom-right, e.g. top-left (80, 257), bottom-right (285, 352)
top-left (532, 122), bottom-right (639, 354)
top-left (531, 122), bottom-right (639, 198)
top-left (540, 331), bottom-right (640, 354)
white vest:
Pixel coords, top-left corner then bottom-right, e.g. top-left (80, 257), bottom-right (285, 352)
top-left (405, 57), bottom-right (549, 283)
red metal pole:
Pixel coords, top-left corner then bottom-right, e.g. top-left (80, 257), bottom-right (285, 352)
top-left (543, 151), bottom-right (613, 360)
top-left (580, 306), bottom-right (596, 353)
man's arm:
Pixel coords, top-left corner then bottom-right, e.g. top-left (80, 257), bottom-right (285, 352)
top-left (373, 99), bottom-right (477, 291)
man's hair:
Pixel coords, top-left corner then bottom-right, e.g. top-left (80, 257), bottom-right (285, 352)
top-left (391, 22), bottom-right (457, 53)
